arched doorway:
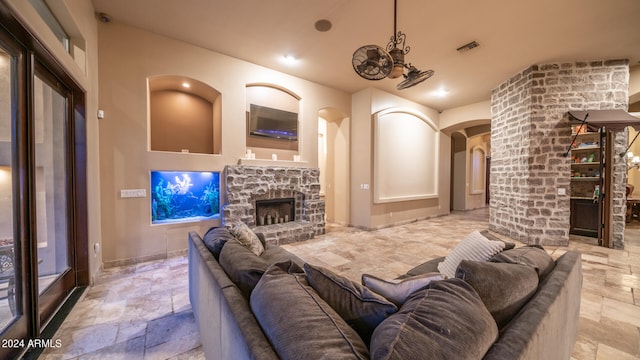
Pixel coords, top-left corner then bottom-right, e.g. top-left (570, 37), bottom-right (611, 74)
top-left (318, 108), bottom-right (350, 225)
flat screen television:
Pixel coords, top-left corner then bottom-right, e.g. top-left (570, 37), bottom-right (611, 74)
top-left (248, 104), bottom-right (298, 141)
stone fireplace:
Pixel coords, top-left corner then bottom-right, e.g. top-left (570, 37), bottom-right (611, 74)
top-left (223, 165), bottom-right (325, 246)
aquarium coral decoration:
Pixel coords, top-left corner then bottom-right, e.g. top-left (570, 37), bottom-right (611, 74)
top-left (151, 171), bottom-right (221, 224)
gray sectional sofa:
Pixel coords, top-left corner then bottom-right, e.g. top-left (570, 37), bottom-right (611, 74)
top-left (188, 228), bottom-right (582, 360)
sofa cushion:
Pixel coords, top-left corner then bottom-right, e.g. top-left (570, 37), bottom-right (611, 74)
top-left (261, 246), bottom-right (305, 268)
top-left (370, 278), bottom-right (498, 360)
top-left (455, 260), bottom-right (539, 328)
top-left (202, 226), bottom-right (236, 260)
top-left (218, 240), bottom-right (270, 299)
top-left (304, 264), bottom-right (397, 345)
top-left (251, 261), bottom-right (369, 360)
top-left (362, 272), bottom-right (446, 307)
top-left (230, 222), bottom-right (264, 256)
top-left (490, 245), bottom-right (555, 280)
top-left (437, 230), bottom-right (505, 278)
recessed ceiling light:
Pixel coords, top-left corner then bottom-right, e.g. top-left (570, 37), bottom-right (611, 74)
top-left (432, 88), bottom-right (449, 97)
top-left (314, 19), bottom-right (332, 32)
top-left (182, 82), bottom-right (191, 88)
top-left (281, 54), bottom-right (299, 65)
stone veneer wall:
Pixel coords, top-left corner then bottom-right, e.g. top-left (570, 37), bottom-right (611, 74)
top-left (490, 60), bottom-right (629, 248)
top-left (223, 165), bottom-right (325, 244)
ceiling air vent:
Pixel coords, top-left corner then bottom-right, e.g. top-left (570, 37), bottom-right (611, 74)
top-left (456, 41), bottom-right (479, 53)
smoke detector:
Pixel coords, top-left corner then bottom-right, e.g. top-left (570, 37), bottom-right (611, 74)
top-left (97, 12), bottom-right (112, 23)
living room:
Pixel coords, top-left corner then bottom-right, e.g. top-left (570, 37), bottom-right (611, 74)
top-left (0, 0), bottom-right (639, 359)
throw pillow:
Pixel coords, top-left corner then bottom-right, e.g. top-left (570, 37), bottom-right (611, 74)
top-left (218, 240), bottom-right (269, 299)
top-left (370, 278), bottom-right (498, 360)
top-left (455, 260), bottom-right (539, 328)
top-left (361, 272), bottom-right (446, 306)
top-left (437, 230), bottom-right (505, 278)
top-left (490, 245), bottom-right (556, 280)
top-left (251, 261), bottom-right (369, 360)
top-left (230, 222), bottom-right (264, 256)
top-left (304, 263), bottom-right (397, 345)
top-left (201, 226), bottom-right (236, 260)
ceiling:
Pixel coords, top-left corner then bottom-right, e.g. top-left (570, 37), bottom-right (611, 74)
top-left (91, 0), bottom-right (640, 111)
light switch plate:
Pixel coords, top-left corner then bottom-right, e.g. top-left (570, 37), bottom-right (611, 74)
top-left (120, 189), bottom-right (147, 198)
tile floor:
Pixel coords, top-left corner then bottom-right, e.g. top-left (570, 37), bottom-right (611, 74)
top-left (40, 209), bottom-right (640, 359)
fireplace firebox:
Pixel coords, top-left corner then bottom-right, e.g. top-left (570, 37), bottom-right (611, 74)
top-left (255, 198), bottom-right (295, 226)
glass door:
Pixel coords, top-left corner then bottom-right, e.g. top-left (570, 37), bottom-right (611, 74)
top-left (33, 67), bottom-right (75, 322)
top-left (0, 26), bottom-right (30, 360)
top-left (0, 41), bottom-right (18, 334)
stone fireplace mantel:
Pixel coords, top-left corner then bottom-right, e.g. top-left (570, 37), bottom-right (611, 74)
top-left (223, 165), bottom-right (325, 246)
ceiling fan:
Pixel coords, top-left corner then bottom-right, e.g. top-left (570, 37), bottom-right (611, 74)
top-left (352, 0), bottom-right (434, 90)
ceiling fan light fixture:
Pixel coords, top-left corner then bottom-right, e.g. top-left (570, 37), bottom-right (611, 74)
top-left (387, 48), bottom-right (405, 79)
top-left (351, 0), bottom-right (433, 89)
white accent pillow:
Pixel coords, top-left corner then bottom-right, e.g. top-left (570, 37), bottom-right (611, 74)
top-left (362, 272), bottom-right (446, 306)
top-left (437, 231), bottom-right (505, 278)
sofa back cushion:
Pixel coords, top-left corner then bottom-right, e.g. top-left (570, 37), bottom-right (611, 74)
top-left (218, 240), bottom-right (270, 299)
top-left (490, 245), bottom-right (555, 280)
top-left (304, 264), bottom-right (397, 345)
top-left (202, 226), bottom-right (236, 260)
top-left (370, 278), bottom-right (498, 360)
top-left (251, 261), bottom-right (369, 360)
top-left (455, 260), bottom-right (539, 328)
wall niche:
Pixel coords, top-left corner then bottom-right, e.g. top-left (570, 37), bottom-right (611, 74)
top-left (245, 83), bottom-right (300, 152)
top-left (149, 75), bottom-right (221, 154)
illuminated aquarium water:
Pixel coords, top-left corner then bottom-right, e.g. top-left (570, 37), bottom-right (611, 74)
top-left (150, 170), bottom-right (220, 224)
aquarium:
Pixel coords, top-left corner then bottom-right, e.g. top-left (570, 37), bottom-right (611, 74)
top-left (150, 170), bottom-right (220, 224)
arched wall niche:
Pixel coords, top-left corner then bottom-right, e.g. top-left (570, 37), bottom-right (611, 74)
top-left (470, 145), bottom-right (486, 195)
top-left (148, 75), bottom-right (221, 154)
top-left (372, 107), bottom-right (439, 203)
top-left (245, 83), bottom-right (301, 152)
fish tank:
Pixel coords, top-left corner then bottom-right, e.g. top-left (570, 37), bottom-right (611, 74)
top-left (150, 170), bottom-right (220, 224)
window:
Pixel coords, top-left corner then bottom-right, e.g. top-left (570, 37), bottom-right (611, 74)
top-left (28, 0), bottom-right (70, 52)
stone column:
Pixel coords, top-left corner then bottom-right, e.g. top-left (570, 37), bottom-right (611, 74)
top-left (490, 60), bottom-right (629, 247)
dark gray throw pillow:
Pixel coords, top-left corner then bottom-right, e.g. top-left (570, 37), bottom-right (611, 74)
top-left (455, 260), bottom-right (539, 328)
top-left (490, 245), bottom-right (555, 280)
top-left (202, 226), bottom-right (236, 260)
top-left (251, 261), bottom-right (369, 360)
top-left (304, 263), bottom-right (397, 345)
top-left (370, 278), bottom-right (498, 360)
top-left (480, 229), bottom-right (516, 250)
top-left (218, 240), bottom-right (270, 299)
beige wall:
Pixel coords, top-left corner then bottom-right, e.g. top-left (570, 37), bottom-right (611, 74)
top-left (350, 88), bottom-right (449, 229)
top-left (97, 23), bottom-right (351, 266)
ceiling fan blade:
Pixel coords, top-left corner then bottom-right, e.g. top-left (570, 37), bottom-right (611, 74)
top-left (352, 45), bottom-right (393, 80)
top-left (396, 68), bottom-right (434, 90)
